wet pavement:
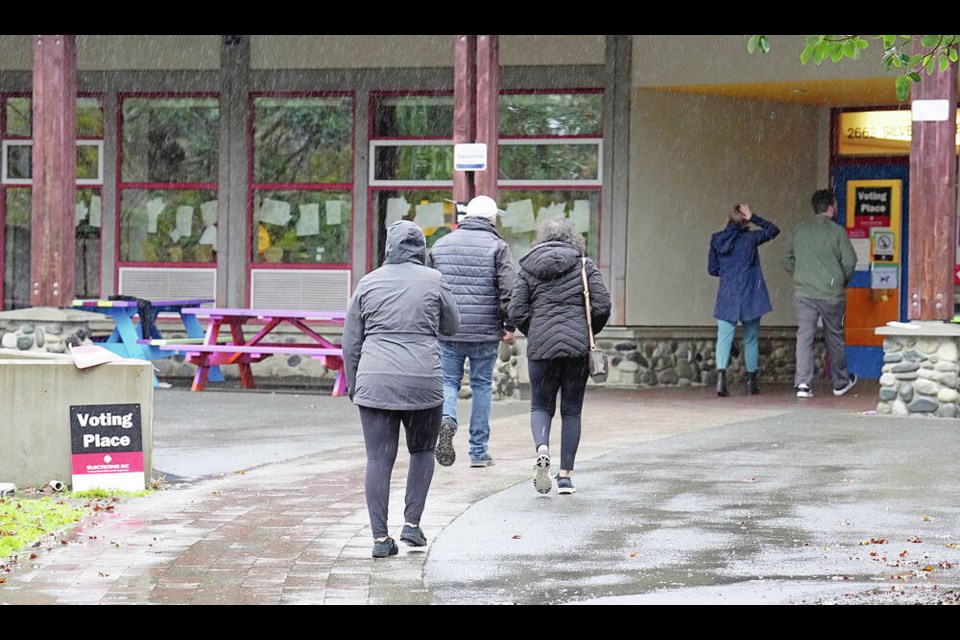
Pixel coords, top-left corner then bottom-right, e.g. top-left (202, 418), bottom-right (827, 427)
top-left (2, 379), bottom-right (959, 605)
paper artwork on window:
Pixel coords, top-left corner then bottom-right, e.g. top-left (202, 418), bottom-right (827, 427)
top-left (75, 200), bottom-right (88, 226)
top-left (505, 199), bottom-right (536, 233)
top-left (200, 199), bottom-right (218, 226)
top-left (176, 206), bottom-right (194, 237)
top-left (89, 194), bottom-right (102, 228)
top-left (570, 200), bottom-right (591, 234)
top-left (259, 198), bottom-right (292, 226)
top-left (385, 197), bottom-right (410, 225)
top-left (296, 203), bottom-right (320, 236)
top-left (325, 200), bottom-right (343, 225)
top-left (535, 202), bottom-right (566, 226)
top-left (170, 228), bottom-right (182, 243)
top-left (199, 224), bottom-right (217, 249)
top-left (414, 202), bottom-right (445, 229)
top-left (851, 238), bottom-right (871, 271)
top-left (146, 197), bottom-right (165, 233)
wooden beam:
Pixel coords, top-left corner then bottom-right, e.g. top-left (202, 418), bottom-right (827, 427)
top-left (474, 35), bottom-right (499, 200)
top-left (907, 60), bottom-right (958, 320)
top-left (453, 35), bottom-right (476, 204)
top-left (30, 35), bottom-right (76, 308)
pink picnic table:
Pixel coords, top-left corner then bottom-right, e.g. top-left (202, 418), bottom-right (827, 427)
top-left (160, 307), bottom-right (347, 395)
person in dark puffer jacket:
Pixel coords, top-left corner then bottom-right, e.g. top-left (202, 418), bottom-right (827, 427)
top-left (426, 195), bottom-right (517, 469)
top-left (510, 217), bottom-right (611, 496)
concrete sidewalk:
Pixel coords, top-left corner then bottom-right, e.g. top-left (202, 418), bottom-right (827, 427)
top-left (2, 379), bottom-right (959, 605)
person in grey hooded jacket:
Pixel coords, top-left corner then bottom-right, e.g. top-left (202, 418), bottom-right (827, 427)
top-left (510, 218), bottom-right (611, 496)
top-left (342, 220), bottom-right (460, 558)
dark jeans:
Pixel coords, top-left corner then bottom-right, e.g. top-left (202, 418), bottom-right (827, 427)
top-left (528, 356), bottom-right (589, 472)
top-left (359, 404), bottom-right (442, 539)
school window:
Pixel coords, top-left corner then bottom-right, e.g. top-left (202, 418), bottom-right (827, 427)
top-left (250, 95), bottom-right (353, 267)
top-left (498, 91), bottom-right (603, 260)
top-left (118, 95), bottom-right (219, 264)
top-left (369, 90), bottom-right (603, 266)
top-left (1, 95), bottom-right (104, 310)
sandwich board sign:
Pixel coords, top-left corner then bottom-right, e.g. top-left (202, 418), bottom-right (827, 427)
top-left (70, 403), bottom-right (145, 491)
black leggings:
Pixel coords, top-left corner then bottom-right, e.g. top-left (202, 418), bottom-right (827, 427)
top-left (528, 356), bottom-right (589, 472)
top-left (359, 404), bottom-right (442, 539)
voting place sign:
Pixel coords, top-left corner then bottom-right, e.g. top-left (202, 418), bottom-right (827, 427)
top-left (70, 404), bottom-right (145, 492)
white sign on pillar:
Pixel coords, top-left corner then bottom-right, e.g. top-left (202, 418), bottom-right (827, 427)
top-left (454, 143), bottom-right (487, 171)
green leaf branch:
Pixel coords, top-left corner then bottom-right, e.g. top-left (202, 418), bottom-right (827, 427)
top-left (749, 35), bottom-right (960, 100)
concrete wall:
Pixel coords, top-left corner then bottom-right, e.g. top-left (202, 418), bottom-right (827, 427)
top-left (0, 35), bottom-right (221, 71)
top-left (0, 356), bottom-right (153, 490)
top-left (632, 34), bottom-right (890, 86)
top-left (626, 89), bottom-right (822, 326)
top-left (250, 34), bottom-right (605, 69)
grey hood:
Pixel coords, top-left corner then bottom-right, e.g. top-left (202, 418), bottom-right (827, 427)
top-left (385, 220), bottom-right (426, 265)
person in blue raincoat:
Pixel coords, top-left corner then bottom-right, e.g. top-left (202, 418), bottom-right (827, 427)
top-left (708, 203), bottom-right (779, 397)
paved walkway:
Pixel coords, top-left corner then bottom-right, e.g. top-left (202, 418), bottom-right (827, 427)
top-left (2, 379), bottom-right (959, 605)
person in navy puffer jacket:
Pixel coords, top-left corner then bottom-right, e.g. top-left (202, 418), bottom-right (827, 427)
top-left (708, 203), bottom-right (780, 397)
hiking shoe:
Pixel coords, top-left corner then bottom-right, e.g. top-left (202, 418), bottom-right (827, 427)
top-left (533, 453), bottom-right (552, 494)
top-left (556, 474), bottom-right (576, 495)
top-left (796, 384), bottom-right (812, 399)
top-left (372, 537), bottom-right (398, 558)
top-left (436, 418), bottom-right (456, 467)
top-left (399, 524), bottom-right (427, 547)
top-left (833, 373), bottom-right (858, 397)
top-left (470, 454), bottom-right (495, 468)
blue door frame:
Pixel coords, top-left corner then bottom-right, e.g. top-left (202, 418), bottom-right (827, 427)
top-left (832, 163), bottom-right (910, 379)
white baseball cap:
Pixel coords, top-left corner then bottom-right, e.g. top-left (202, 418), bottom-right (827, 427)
top-left (465, 195), bottom-right (502, 217)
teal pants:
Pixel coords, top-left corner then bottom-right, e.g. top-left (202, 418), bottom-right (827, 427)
top-left (716, 319), bottom-right (760, 372)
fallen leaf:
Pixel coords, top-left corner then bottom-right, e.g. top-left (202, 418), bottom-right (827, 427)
top-left (98, 572), bottom-right (109, 577)
top-left (28, 553), bottom-right (36, 560)
top-left (0, 578), bottom-right (5, 584)
top-left (740, 476), bottom-right (757, 483)
top-left (909, 536), bottom-right (923, 543)
top-left (923, 565), bottom-right (934, 572)
top-left (923, 515), bottom-right (932, 522)
top-left (900, 550), bottom-right (909, 558)
top-left (870, 552), bottom-right (878, 557)
top-left (235, 470), bottom-right (245, 475)
top-left (511, 534), bottom-right (521, 539)
top-left (630, 553), bottom-right (637, 557)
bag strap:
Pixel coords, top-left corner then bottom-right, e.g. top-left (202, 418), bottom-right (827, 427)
top-left (581, 257), bottom-right (597, 350)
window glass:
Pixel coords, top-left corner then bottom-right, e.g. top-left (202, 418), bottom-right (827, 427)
top-left (121, 97), bottom-right (219, 183)
top-left (373, 95), bottom-right (453, 138)
top-left (253, 96), bottom-right (353, 184)
top-left (499, 93), bottom-right (603, 137)
top-left (119, 188), bottom-right (218, 263)
top-left (252, 190), bottom-right (351, 265)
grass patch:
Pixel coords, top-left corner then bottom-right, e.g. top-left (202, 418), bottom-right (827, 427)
top-left (0, 496), bottom-right (85, 559)
top-left (1, 487), bottom-right (156, 567)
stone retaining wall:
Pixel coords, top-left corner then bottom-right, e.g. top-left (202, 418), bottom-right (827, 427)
top-left (876, 328), bottom-right (960, 418)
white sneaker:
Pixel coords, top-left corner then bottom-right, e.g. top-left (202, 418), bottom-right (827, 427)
top-left (796, 384), bottom-right (812, 398)
top-left (833, 374), bottom-right (859, 397)
top-left (533, 453), bottom-right (552, 494)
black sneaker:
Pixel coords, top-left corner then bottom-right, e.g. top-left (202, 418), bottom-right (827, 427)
top-left (533, 452), bottom-right (552, 494)
top-left (372, 537), bottom-right (398, 558)
top-left (833, 373), bottom-right (858, 397)
top-left (436, 418), bottom-right (456, 467)
top-left (399, 524), bottom-right (427, 547)
top-left (555, 474), bottom-right (576, 495)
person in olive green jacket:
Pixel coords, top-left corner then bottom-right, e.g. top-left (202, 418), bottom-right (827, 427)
top-left (782, 189), bottom-right (859, 399)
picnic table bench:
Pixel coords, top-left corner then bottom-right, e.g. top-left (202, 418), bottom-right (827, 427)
top-left (72, 297), bottom-right (220, 387)
top-left (157, 307), bottom-right (346, 395)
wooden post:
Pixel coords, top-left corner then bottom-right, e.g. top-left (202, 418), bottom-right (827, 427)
top-left (474, 35), bottom-right (499, 200)
top-left (453, 35), bottom-right (477, 205)
top-left (30, 35), bottom-right (76, 308)
top-left (907, 58), bottom-right (958, 320)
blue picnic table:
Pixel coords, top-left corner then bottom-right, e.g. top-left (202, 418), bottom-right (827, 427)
top-left (71, 297), bottom-right (224, 387)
